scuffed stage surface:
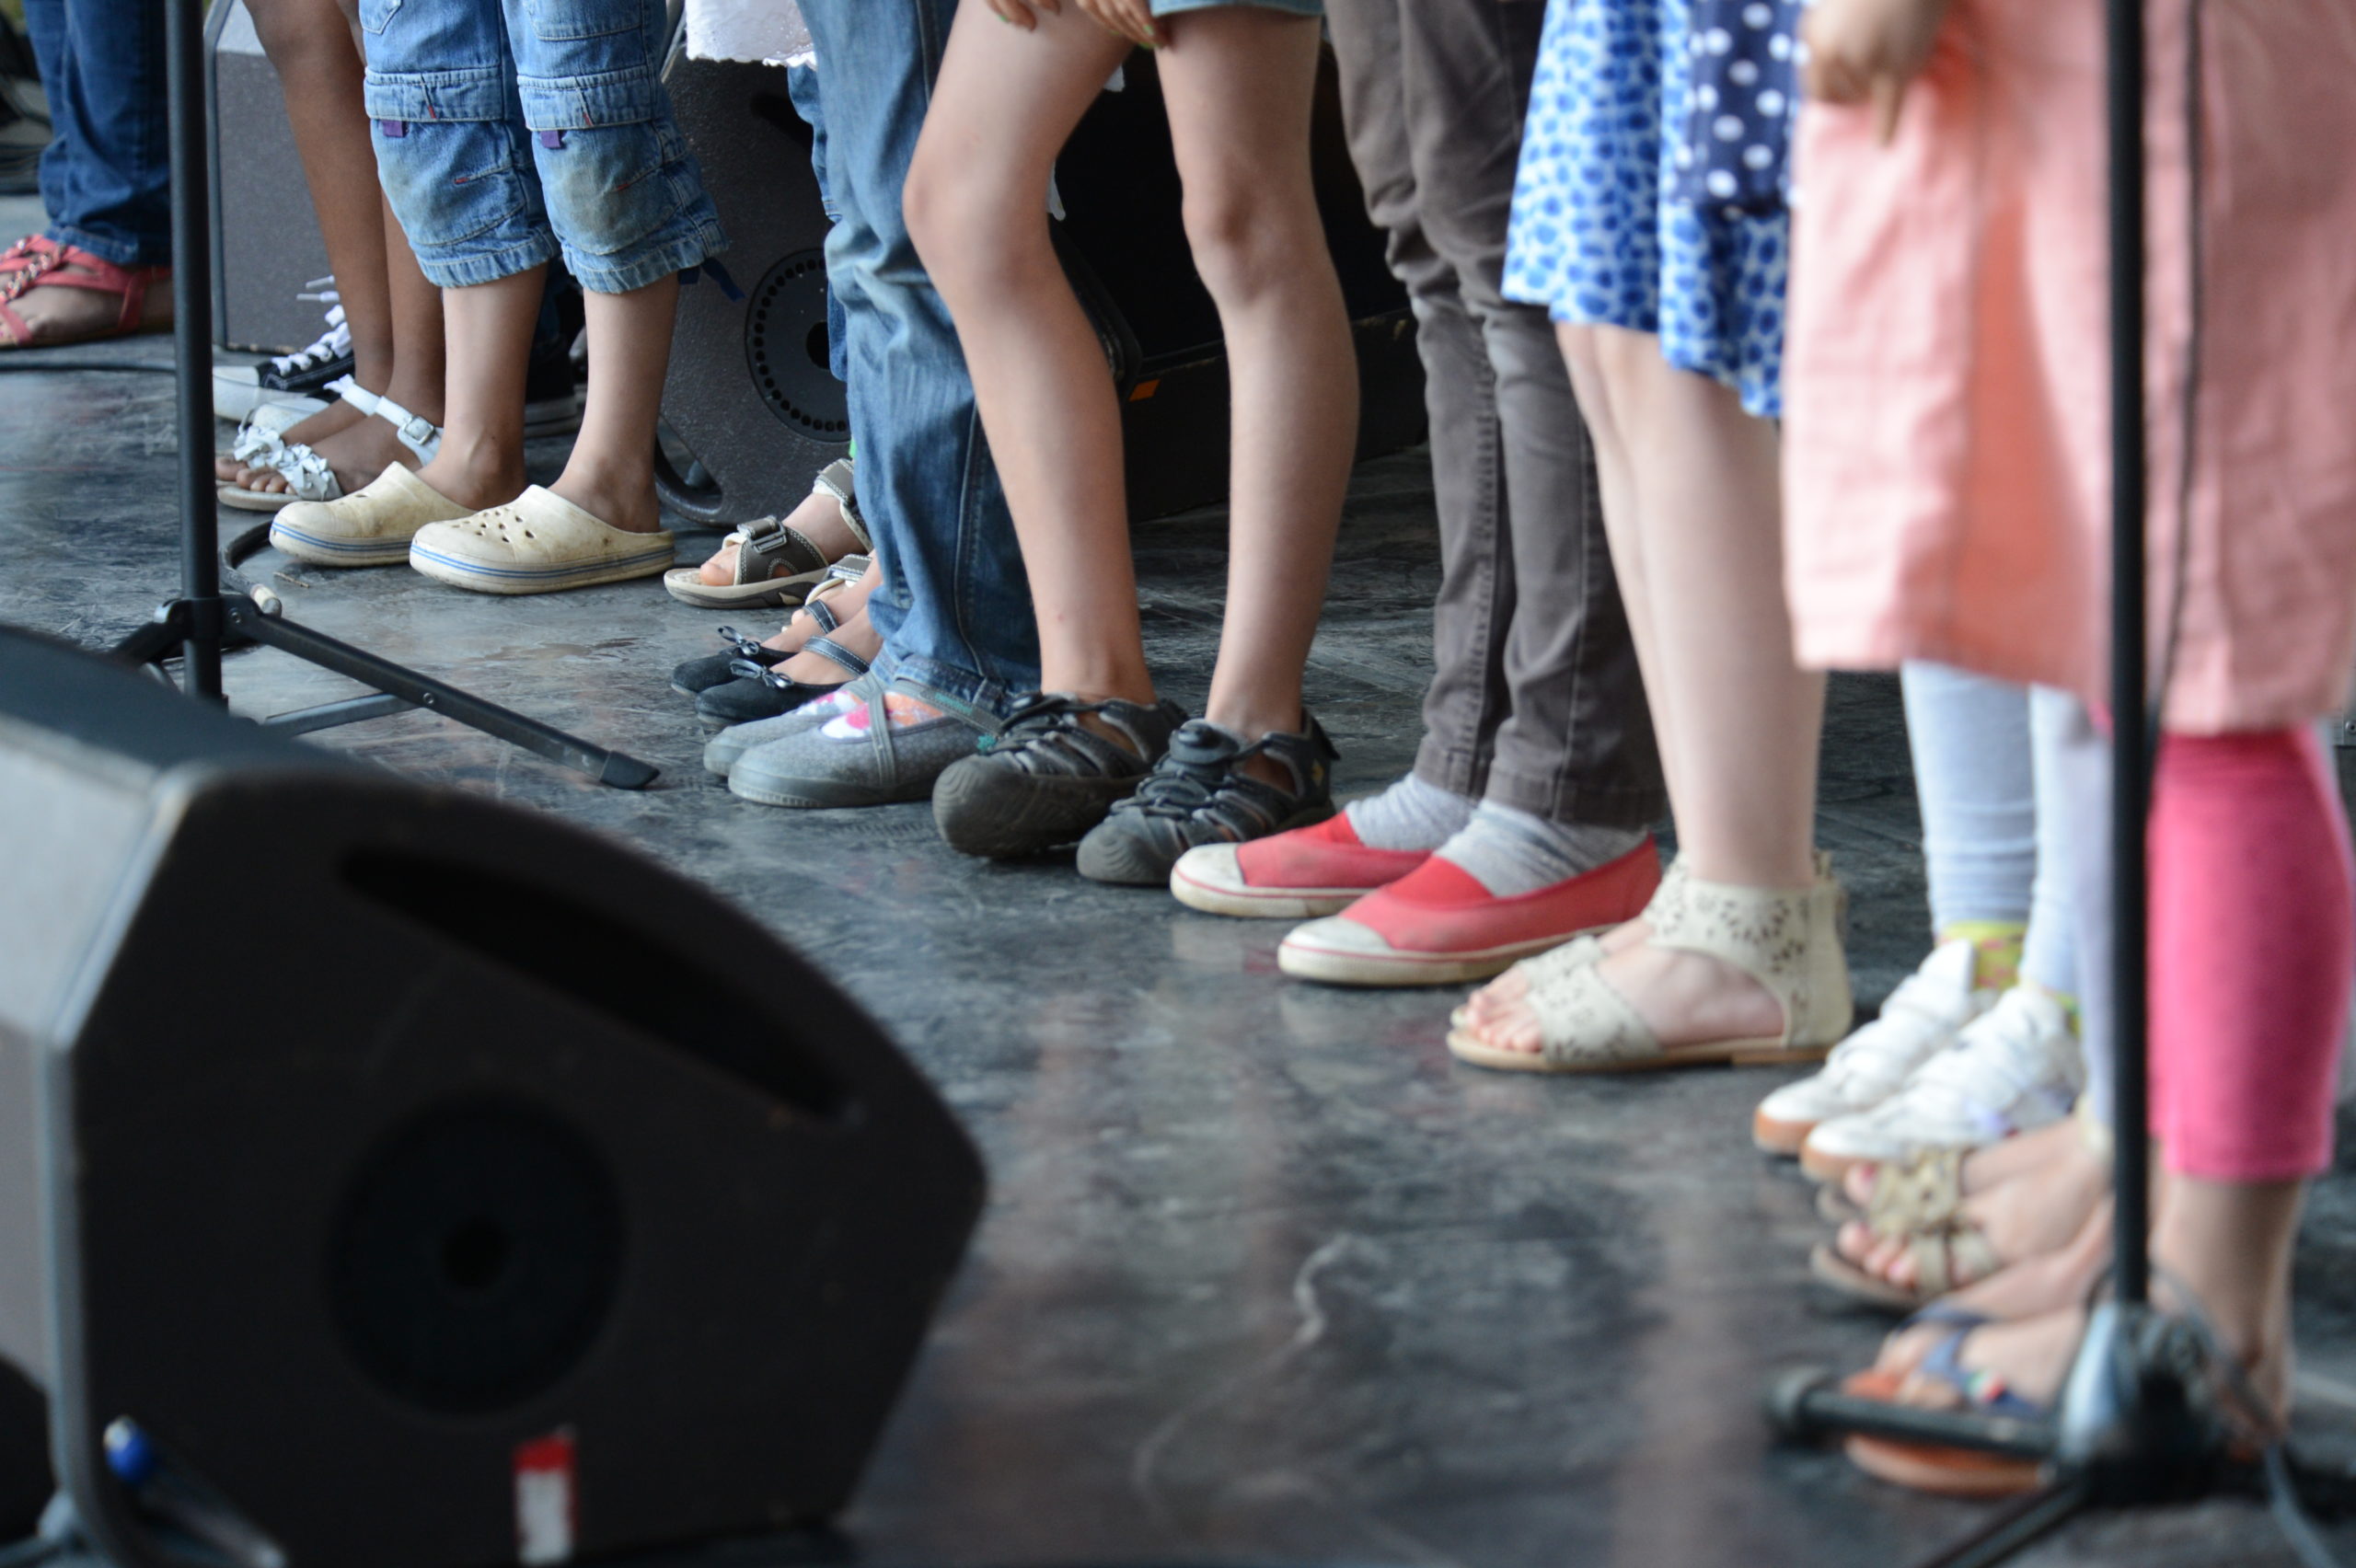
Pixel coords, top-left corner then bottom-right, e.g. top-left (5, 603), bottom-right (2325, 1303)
top-left (5, 332), bottom-right (2355, 1568)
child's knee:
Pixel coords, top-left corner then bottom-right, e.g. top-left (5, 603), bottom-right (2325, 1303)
top-left (1180, 182), bottom-right (1303, 304)
top-left (905, 147), bottom-right (1035, 303)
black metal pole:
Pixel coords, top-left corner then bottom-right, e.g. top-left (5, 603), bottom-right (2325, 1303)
top-left (162, 0), bottom-right (222, 700)
top-left (2107, 0), bottom-right (2151, 1309)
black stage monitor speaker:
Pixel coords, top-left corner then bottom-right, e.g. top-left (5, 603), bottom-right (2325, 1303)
top-left (0, 628), bottom-right (984, 1568)
top-left (656, 40), bottom-right (1426, 529)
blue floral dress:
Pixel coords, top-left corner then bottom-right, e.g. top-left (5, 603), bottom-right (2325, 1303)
top-left (1502, 0), bottom-right (1796, 419)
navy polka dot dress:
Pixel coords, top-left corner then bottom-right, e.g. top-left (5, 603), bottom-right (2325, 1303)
top-left (1503, 0), bottom-right (1796, 419)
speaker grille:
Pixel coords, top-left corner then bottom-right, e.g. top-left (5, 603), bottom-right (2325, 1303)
top-left (745, 250), bottom-right (849, 442)
top-left (329, 1100), bottom-right (623, 1414)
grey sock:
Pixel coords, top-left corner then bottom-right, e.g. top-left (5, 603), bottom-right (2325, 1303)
top-left (1343, 772), bottom-right (1476, 851)
top-left (1437, 802), bottom-right (1648, 898)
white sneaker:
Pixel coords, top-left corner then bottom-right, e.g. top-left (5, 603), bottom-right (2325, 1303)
top-left (1751, 939), bottom-right (1994, 1156)
top-left (1800, 985), bottom-right (2084, 1180)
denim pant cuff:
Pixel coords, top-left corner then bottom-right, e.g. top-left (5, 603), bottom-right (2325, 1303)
top-left (47, 223), bottom-right (167, 270)
top-left (564, 219), bottom-right (731, 295)
top-left (884, 649), bottom-right (1013, 728)
top-left (417, 233), bottom-right (562, 291)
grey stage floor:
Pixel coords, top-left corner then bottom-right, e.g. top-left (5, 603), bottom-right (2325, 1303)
top-left (4, 326), bottom-right (2355, 1568)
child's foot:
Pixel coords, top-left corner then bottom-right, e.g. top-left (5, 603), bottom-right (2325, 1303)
top-left (225, 404), bottom-right (430, 498)
top-left (216, 397), bottom-right (367, 484)
top-left (933, 692), bottom-right (1186, 859)
top-left (1833, 1122), bottom-right (2109, 1294)
top-left (727, 686), bottom-right (986, 810)
top-left (698, 476), bottom-right (862, 584)
top-left (1075, 715), bottom-right (1339, 887)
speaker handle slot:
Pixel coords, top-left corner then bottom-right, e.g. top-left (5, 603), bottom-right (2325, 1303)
top-left (343, 851), bottom-right (852, 1124)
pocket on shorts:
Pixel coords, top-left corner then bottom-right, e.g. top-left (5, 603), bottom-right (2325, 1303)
top-left (364, 77), bottom-right (530, 248)
top-left (519, 73), bottom-right (687, 259)
top-left (358, 0), bottom-right (400, 35)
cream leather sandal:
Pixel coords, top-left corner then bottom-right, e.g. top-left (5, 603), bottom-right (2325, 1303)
top-left (269, 463), bottom-right (473, 567)
top-left (1447, 857), bottom-right (1854, 1073)
top-left (410, 486), bottom-right (676, 595)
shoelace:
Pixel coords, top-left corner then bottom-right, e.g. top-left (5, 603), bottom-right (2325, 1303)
top-left (267, 303), bottom-right (350, 376)
top-left (977, 694), bottom-right (1143, 776)
top-left (1118, 723), bottom-right (1295, 825)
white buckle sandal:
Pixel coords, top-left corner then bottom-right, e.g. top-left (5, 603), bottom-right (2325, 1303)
top-left (220, 377), bottom-right (443, 514)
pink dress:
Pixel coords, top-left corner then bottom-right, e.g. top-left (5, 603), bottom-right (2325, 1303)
top-left (1780, 0), bottom-right (2356, 733)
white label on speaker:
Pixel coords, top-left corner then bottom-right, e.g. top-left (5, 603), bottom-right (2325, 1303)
top-left (514, 1430), bottom-right (577, 1565)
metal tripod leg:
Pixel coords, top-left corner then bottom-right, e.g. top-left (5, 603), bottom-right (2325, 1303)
top-left (222, 599), bottom-right (659, 789)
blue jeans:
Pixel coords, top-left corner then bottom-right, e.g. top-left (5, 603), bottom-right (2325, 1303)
top-left (795, 0), bottom-right (1039, 721)
top-left (782, 62), bottom-right (848, 386)
top-left (24, 0), bottom-right (170, 267)
top-left (360, 0), bottom-right (726, 293)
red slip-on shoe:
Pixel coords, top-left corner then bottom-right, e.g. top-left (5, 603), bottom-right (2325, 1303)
top-left (1169, 813), bottom-right (1430, 918)
top-left (1276, 838), bottom-right (1661, 987)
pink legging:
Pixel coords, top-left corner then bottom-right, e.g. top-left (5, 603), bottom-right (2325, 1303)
top-left (2150, 726), bottom-right (2355, 1182)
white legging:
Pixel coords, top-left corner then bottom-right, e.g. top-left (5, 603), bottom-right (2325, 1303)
top-left (1898, 661), bottom-right (2081, 997)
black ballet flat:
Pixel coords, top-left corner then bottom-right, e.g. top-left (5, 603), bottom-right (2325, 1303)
top-left (694, 635), bottom-right (872, 732)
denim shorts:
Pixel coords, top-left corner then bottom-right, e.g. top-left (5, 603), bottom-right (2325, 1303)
top-left (361, 0), bottom-right (727, 293)
top-left (1149, 0), bottom-right (1322, 15)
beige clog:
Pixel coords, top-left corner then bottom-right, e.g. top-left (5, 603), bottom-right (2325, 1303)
top-left (408, 486), bottom-right (676, 595)
top-left (269, 463), bottom-right (471, 567)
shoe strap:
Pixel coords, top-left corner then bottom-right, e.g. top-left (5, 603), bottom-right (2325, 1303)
top-left (366, 389), bottom-right (441, 461)
top-left (1526, 960), bottom-right (1660, 1067)
top-left (727, 514), bottom-right (827, 585)
top-left (1645, 864), bottom-right (1843, 1046)
top-left (812, 458), bottom-right (870, 551)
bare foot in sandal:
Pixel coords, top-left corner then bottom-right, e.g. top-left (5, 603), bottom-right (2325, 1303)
top-left (699, 481), bottom-right (862, 586)
top-left (1836, 1131), bottom-right (2110, 1297)
top-left (227, 404), bottom-right (435, 498)
top-left (1840, 1117), bottom-right (2083, 1216)
top-left (0, 238), bottom-right (170, 349)
top-left (1874, 1195), bottom-right (2114, 1378)
top-left (761, 558), bottom-right (883, 651)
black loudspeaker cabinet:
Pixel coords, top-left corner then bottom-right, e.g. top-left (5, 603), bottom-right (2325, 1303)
top-left (0, 628), bottom-right (984, 1568)
top-left (205, 0), bottom-right (337, 353)
top-left (656, 40), bottom-right (1426, 529)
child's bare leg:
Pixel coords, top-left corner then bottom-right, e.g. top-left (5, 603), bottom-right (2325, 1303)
top-left (905, 1), bottom-right (1148, 710)
top-left (413, 267), bottom-right (539, 512)
top-left (1159, 7), bottom-right (1355, 748)
top-left (549, 274), bottom-right (676, 533)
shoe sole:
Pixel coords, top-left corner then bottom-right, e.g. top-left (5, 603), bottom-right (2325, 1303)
top-left (221, 486), bottom-right (303, 514)
top-left (1276, 927), bottom-right (1604, 988)
top-left (933, 768), bottom-right (1136, 859)
top-left (1798, 1141), bottom-right (1875, 1183)
top-left (268, 520), bottom-right (415, 566)
top-left (1166, 866), bottom-right (1371, 920)
top-left (1751, 1108), bottom-right (1817, 1158)
top-left (728, 770), bottom-right (933, 809)
top-left (662, 565), bottom-right (825, 609)
top-left (1446, 1030), bottom-right (1832, 1075)
top-left (410, 545), bottom-right (675, 595)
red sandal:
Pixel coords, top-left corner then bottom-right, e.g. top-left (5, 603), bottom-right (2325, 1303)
top-left (0, 235), bottom-right (170, 350)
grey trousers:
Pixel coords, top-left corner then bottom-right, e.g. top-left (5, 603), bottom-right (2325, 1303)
top-left (1325, 0), bottom-right (1665, 829)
